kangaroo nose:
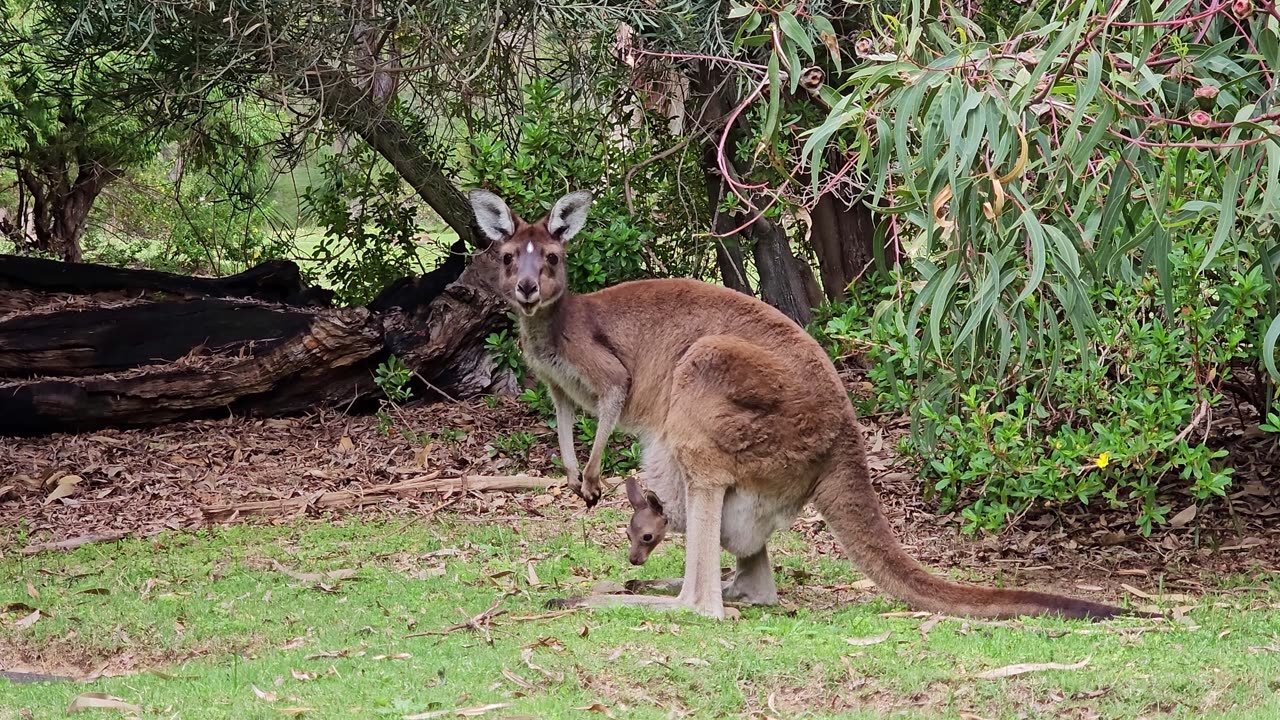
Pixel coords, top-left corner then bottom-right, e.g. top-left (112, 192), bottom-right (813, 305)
top-left (517, 280), bottom-right (538, 297)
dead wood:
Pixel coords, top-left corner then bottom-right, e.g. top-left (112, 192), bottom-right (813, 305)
top-left (0, 254), bottom-right (509, 436)
top-left (19, 530), bottom-right (131, 555)
top-left (0, 253), bottom-right (330, 306)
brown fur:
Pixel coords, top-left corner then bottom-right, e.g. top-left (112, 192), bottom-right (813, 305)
top-left (469, 188), bottom-right (1154, 622)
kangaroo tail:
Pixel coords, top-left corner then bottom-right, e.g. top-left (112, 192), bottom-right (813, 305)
top-left (811, 433), bottom-right (1156, 620)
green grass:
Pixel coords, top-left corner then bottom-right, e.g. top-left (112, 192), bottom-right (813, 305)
top-left (3, 510), bottom-right (1280, 719)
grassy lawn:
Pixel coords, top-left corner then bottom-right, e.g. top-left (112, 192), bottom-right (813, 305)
top-left (4, 507), bottom-right (1279, 719)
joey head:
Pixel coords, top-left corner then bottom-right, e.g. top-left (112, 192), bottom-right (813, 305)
top-left (624, 477), bottom-right (668, 566)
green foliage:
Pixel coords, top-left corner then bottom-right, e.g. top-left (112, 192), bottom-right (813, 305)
top-left (82, 161), bottom-right (285, 275)
top-left (373, 354), bottom-right (414, 436)
top-left (464, 78), bottom-right (708, 293)
top-left (491, 430), bottom-right (537, 462)
top-left (485, 327), bottom-right (525, 384)
top-left (820, 241), bottom-right (1270, 534)
top-left (780, 1), bottom-right (1280, 532)
top-left (374, 355), bottom-right (414, 404)
top-left (301, 145), bottom-right (440, 306)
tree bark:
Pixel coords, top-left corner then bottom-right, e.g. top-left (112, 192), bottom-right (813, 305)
top-left (810, 190), bottom-right (892, 300)
top-left (747, 217), bottom-right (816, 325)
top-left (16, 160), bottom-right (118, 263)
top-left (0, 253), bottom-right (506, 437)
top-left (701, 147), bottom-right (754, 296)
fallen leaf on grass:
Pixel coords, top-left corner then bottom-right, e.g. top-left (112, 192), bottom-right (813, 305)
top-left (575, 703), bottom-right (615, 718)
top-left (975, 657), bottom-right (1090, 679)
top-left (850, 579), bottom-right (877, 590)
top-left (501, 667), bottom-right (534, 689)
top-left (844, 631), bottom-right (891, 647)
top-left (919, 615), bottom-right (943, 638)
top-left (526, 563), bottom-right (541, 586)
top-left (403, 703), bottom-right (512, 719)
top-left (959, 713), bottom-right (993, 720)
top-left (521, 647), bottom-right (563, 682)
top-left (1120, 584), bottom-right (1153, 600)
top-left (13, 609), bottom-right (42, 629)
top-left (279, 708), bottom-right (313, 717)
top-left (372, 653), bottom-right (412, 661)
top-left (683, 657), bottom-right (710, 666)
top-left (67, 693), bottom-right (141, 714)
top-left (253, 685), bottom-right (278, 702)
top-left (26, 582), bottom-right (38, 599)
top-left (291, 669), bottom-right (316, 681)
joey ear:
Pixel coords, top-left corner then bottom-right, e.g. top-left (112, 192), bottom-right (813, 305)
top-left (642, 490), bottom-right (664, 516)
top-left (547, 190), bottom-right (592, 242)
top-left (624, 476), bottom-right (647, 511)
top-left (468, 189), bottom-right (516, 246)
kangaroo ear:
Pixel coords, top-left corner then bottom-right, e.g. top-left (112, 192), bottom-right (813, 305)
top-left (469, 189), bottom-right (516, 245)
top-left (547, 190), bottom-right (592, 243)
top-left (624, 476), bottom-right (647, 511)
top-left (642, 490), bottom-right (664, 516)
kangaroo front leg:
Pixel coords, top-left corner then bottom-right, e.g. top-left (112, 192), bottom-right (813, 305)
top-left (580, 385), bottom-right (624, 508)
top-left (548, 384), bottom-right (587, 505)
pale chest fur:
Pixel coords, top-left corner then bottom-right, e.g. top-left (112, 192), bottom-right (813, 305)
top-left (520, 329), bottom-right (601, 414)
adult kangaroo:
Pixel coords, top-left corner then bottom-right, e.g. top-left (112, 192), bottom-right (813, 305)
top-left (470, 187), bottom-right (1145, 621)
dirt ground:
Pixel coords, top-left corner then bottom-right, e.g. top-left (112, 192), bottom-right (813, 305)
top-left (3, 384), bottom-right (1279, 603)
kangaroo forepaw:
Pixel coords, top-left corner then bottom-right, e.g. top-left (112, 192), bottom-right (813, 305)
top-left (577, 471), bottom-right (603, 508)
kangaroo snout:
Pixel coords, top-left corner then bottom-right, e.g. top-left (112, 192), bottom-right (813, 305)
top-left (516, 279), bottom-right (539, 300)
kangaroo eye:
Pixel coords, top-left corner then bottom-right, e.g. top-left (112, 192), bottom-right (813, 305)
top-left (502, 253), bottom-right (513, 266)
top-left (547, 253), bottom-right (560, 266)
top-left (642, 533), bottom-right (654, 543)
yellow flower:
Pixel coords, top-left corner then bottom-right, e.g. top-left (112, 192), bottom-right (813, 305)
top-left (1095, 452), bottom-right (1111, 469)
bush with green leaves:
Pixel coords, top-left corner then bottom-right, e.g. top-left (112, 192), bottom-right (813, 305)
top-left (82, 159), bottom-right (285, 275)
top-left (820, 236), bottom-right (1273, 534)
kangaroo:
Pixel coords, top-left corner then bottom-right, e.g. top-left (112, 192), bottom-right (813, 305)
top-left (469, 187), bottom-right (1149, 621)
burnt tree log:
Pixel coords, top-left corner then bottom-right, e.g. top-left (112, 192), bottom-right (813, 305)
top-left (0, 252), bottom-right (507, 436)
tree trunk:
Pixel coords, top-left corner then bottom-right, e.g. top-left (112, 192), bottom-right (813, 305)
top-left (700, 147), bottom-right (754, 295)
top-left (747, 217), bottom-right (816, 325)
top-left (0, 253), bottom-right (506, 437)
top-left (810, 191), bottom-right (891, 300)
top-left (16, 161), bottom-right (118, 263)
top-left (688, 61), bottom-right (817, 325)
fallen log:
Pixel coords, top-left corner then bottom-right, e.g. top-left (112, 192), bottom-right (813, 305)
top-left (0, 253), bottom-right (331, 306)
top-left (0, 252), bottom-right (509, 436)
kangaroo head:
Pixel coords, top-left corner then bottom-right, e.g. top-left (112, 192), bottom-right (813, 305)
top-left (624, 477), bottom-right (668, 566)
top-left (467, 189), bottom-right (592, 317)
